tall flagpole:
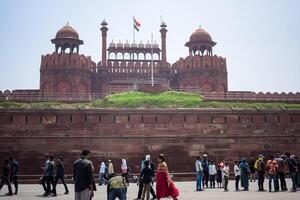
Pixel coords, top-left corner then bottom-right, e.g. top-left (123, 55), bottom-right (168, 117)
top-left (133, 16), bottom-right (135, 42)
top-left (151, 33), bottom-right (154, 86)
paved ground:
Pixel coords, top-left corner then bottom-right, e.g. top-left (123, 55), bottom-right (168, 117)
top-left (0, 180), bottom-right (299, 200)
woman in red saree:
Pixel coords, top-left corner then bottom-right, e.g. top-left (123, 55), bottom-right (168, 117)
top-left (156, 154), bottom-right (179, 200)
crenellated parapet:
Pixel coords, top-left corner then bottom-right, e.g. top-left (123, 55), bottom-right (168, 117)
top-left (40, 52), bottom-right (96, 72)
top-left (172, 55), bottom-right (227, 71)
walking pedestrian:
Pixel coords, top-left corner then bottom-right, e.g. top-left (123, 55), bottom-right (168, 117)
top-left (73, 150), bottom-right (96, 200)
top-left (54, 157), bottom-right (69, 194)
top-left (9, 157), bottom-right (18, 195)
top-left (274, 153), bottom-right (287, 191)
top-left (0, 159), bottom-right (13, 196)
top-left (216, 165), bottom-right (222, 188)
top-left (99, 161), bottom-right (106, 185)
top-left (156, 154), bottom-right (179, 200)
top-left (286, 152), bottom-right (298, 192)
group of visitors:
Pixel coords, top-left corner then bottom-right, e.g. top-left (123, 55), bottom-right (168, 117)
top-left (1, 151), bottom-right (300, 199)
top-left (195, 152), bottom-right (300, 193)
top-left (98, 153), bottom-right (179, 200)
top-left (0, 157), bottom-right (18, 196)
top-left (41, 155), bottom-right (69, 197)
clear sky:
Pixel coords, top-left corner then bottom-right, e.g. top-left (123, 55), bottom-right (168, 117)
top-left (0, 0), bottom-right (299, 93)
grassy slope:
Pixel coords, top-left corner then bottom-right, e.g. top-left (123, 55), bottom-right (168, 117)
top-left (0, 91), bottom-right (300, 109)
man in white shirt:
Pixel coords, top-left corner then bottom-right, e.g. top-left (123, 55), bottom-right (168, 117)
top-left (234, 161), bottom-right (241, 191)
top-left (222, 162), bottom-right (230, 191)
top-left (195, 156), bottom-right (204, 191)
top-left (208, 161), bottom-right (217, 188)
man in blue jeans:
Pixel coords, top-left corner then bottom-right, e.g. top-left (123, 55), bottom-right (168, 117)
top-left (107, 173), bottom-right (127, 200)
top-left (195, 156), bottom-right (204, 191)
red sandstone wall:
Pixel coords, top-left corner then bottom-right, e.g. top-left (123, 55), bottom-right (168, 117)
top-left (0, 109), bottom-right (299, 176)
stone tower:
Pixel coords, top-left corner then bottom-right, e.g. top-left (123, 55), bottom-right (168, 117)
top-left (172, 27), bottom-right (228, 93)
top-left (39, 23), bottom-right (96, 98)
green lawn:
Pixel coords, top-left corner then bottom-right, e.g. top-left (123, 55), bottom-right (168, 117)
top-left (0, 91), bottom-right (300, 109)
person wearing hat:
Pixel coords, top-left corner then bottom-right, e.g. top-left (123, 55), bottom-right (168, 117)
top-left (254, 155), bottom-right (266, 191)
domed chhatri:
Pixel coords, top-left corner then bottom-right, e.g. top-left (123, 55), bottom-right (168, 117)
top-left (189, 28), bottom-right (215, 44)
top-left (51, 23), bottom-right (83, 54)
top-left (55, 23), bottom-right (80, 39)
top-left (185, 27), bottom-right (216, 56)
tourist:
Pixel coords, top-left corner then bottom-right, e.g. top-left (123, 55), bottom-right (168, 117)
top-left (108, 160), bottom-right (114, 176)
top-left (9, 157), bottom-right (19, 195)
top-left (73, 149), bottom-right (95, 200)
top-left (234, 160), bottom-right (241, 191)
top-left (249, 159), bottom-right (256, 182)
top-left (140, 160), bottom-right (153, 200)
top-left (156, 154), bottom-right (179, 200)
top-left (99, 161), bottom-right (106, 185)
top-left (41, 155), bottom-right (56, 196)
top-left (296, 156), bottom-right (300, 188)
top-left (54, 157), bottom-right (69, 194)
top-left (201, 154), bottom-right (209, 188)
top-left (216, 164), bottom-right (222, 188)
top-left (48, 156), bottom-right (56, 196)
top-left (222, 162), bottom-right (229, 192)
top-left (41, 155), bottom-right (50, 197)
top-left (195, 156), bottom-right (203, 191)
top-left (274, 153), bottom-right (287, 191)
top-left (208, 160), bottom-right (216, 188)
top-left (254, 155), bottom-right (266, 191)
top-left (145, 155), bottom-right (157, 199)
top-left (286, 152), bottom-right (297, 192)
top-left (121, 159), bottom-right (129, 185)
top-left (0, 159), bottom-right (13, 196)
top-left (107, 173), bottom-right (127, 200)
top-left (136, 156), bottom-right (146, 200)
top-left (240, 158), bottom-right (250, 191)
top-left (219, 160), bottom-right (225, 187)
top-left (266, 154), bottom-right (278, 192)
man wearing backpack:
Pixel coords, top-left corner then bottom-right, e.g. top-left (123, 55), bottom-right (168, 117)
top-left (266, 155), bottom-right (279, 192)
top-left (255, 155), bottom-right (266, 191)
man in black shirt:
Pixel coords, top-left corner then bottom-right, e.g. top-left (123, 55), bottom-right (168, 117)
top-left (73, 149), bottom-right (95, 200)
top-left (54, 157), bottom-right (69, 194)
top-left (9, 157), bottom-right (19, 195)
top-left (0, 159), bottom-right (13, 196)
top-left (286, 152), bottom-right (298, 191)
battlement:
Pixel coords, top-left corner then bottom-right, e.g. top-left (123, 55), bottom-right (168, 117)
top-left (172, 55), bottom-right (227, 71)
top-left (40, 52), bottom-right (96, 72)
top-left (202, 91), bottom-right (300, 102)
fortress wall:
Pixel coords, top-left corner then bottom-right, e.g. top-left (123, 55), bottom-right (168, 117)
top-left (0, 109), bottom-right (299, 175)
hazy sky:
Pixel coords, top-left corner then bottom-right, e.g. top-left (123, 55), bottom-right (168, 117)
top-left (0, 0), bottom-right (299, 93)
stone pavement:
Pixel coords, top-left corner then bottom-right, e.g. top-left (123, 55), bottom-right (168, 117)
top-left (0, 180), bottom-right (299, 200)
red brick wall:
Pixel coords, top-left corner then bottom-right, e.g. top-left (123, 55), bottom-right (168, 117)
top-left (0, 109), bottom-right (299, 176)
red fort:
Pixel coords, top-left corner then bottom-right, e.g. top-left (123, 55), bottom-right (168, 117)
top-left (0, 21), bottom-right (299, 179)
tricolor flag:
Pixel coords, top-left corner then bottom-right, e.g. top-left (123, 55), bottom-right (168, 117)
top-left (133, 17), bottom-right (141, 31)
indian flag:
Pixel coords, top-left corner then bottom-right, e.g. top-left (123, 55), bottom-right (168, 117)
top-left (133, 17), bottom-right (141, 31)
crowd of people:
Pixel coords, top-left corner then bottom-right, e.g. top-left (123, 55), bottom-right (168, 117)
top-left (194, 152), bottom-right (300, 193)
top-left (0, 151), bottom-right (300, 200)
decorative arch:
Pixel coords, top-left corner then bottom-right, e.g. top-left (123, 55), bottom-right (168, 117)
top-left (56, 80), bottom-right (71, 94)
top-left (42, 82), bottom-right (52, 94)
top-left (201, 82), bottom-right (213, 92)
top-left (78, 82), bottom-right (88, 94)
